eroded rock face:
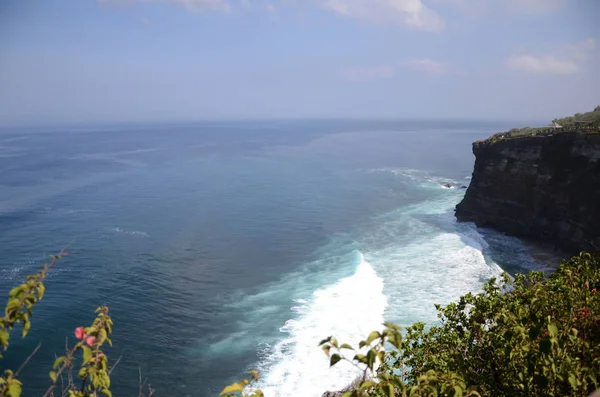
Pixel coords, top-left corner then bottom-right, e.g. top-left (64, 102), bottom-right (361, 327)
top-left (321, 392), bottom-right (343, 397)
top-left (455, 132), bottom-right (600, 253)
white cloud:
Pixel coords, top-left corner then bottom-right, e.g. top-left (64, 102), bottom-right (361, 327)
top-left (505, 55), bottom-right (578, 75)
top-left (321, 0), bottom-right (445, 32)
top-left (565, 38), bottom-right (596, 61)
top-left (505, 38), bottom-right (596, 75)
top-left (100, 0), bottom-right (444, 29)
top-left (98, 0), bottom-right (231, 12)
top-left (405, 58), bottom-right (448, 74)
top-left (433, 0), bottom-right (565, 17)
top-left (341, 65), bottom-right (396, 81)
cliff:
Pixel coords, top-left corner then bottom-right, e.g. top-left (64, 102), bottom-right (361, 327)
top-left (455, 131), bottom-right (600, 253)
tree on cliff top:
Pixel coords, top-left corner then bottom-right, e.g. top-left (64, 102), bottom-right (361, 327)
top-left (553, 106), bottom-right (600, 127)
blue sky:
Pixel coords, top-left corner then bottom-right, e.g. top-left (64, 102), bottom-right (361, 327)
top-left (0, 0), bottom-right (598, 125)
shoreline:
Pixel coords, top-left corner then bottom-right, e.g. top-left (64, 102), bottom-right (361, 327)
top-left (520, 237), bottom-right (570, 270)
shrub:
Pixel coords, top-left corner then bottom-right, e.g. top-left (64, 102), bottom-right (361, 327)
top-left (0, 248), bottom-right (153, 397)
top-left (224, 252), bottom-right (599, 396)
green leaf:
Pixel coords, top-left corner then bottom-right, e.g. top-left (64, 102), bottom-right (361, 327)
top-left (568, 373), bottom-right (577, 389)
top-left (330, 353), bottom-right (342, 367)
top-left (318, 337), bottom-right (332, 346)
top-left (365, 331), bottom-right (381, 345)
top-left (82, 346), bottom-right (92, 363)
top-left (9, 286), bottom-right (23, 298)
top-left (0, 329), bottom-right (10, 348)
top-left (339, 343), bottom-right (354, 350)
top-left (384, 383), bottom-right (395, 397)
top-left (101, 389), bottom-right (112, 397)
top-left (37, 284), bottom-right (45, 300)
top-left (248, 369), bottom-right (259, 381)
top-left (49, 371), bottom-right (57, 383)
top-left (99, 328), bottom-right (107, 344)
top-left (358, 381), bottom-right (377, 390)
top-left (548, 323), bottom-right (558, 337)
top-left (354, 354), bottom-right (367, 364)
top-left (453, 385), bottom-right (463, 397)
top-left (53, 356), bottom-right (66, 370)
top-left (21, 319), bottom-right (31, 338)
top-left (220, 383), bottom-right (244, 395)
top-left (366, 349), bottom-right (376, 370)
top-left (7, 298), bottom-right (21, 313)
top-left (7, 382), bottom-right (22, 397)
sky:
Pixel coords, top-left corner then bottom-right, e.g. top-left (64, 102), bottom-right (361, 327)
top-left (0, 0), bottom-right (599, 125)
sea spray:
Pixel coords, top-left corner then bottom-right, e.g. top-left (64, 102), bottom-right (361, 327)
top-left (257, 251), bottom-right (387, 397)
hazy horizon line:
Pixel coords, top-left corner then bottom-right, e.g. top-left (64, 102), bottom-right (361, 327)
top-left (0, 116), bottom-right (550, 131)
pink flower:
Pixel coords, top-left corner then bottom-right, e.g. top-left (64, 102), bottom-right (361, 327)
top-left (74, 327), bottom-right (85, 340)
top-left (592, 288), bottom-right (597, 293)
top-left (85, 336), bottom-right (97, 346)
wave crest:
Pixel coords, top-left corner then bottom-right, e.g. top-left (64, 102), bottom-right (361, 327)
top-left (256, 251), bottom-right (387, 397)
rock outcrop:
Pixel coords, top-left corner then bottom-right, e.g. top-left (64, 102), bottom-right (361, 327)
top-left (455, 132), bottom-right (600, 253)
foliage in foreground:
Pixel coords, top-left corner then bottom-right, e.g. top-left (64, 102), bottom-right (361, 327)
top-left (224, 252), bottom-right (600, 396)
top-left (0, 248), bottom-right (153, 397)
top-left (0, 248), bottom-right (597, 397)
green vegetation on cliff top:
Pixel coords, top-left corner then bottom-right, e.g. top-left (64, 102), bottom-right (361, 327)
top-left (485, 105), bottom-right (600, 143)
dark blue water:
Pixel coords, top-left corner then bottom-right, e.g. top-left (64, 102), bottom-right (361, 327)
top-left (0, 120), bottom-right (547, 396)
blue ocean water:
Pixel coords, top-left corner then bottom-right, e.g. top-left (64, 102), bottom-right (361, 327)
top-left (0, 120), bottom-right (550, 396)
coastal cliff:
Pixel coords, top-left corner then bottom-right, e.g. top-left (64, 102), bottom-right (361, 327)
top-left (455, 131), bottom-right (600, 253)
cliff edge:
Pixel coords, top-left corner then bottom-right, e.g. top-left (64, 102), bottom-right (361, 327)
top-left (455, 131), bottom-right (600, 253)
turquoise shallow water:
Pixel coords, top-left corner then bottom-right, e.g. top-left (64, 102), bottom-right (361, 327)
top-left (0, 120), bottom-right (548, 396)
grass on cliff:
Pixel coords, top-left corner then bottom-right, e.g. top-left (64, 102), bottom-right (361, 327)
top-left (486, 105), bottom-right (600, 143)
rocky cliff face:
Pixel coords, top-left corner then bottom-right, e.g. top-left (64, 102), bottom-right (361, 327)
top-left (455, 132), bottom-right (600, 253)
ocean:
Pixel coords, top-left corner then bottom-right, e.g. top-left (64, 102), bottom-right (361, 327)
top-left (0, 120), bottom-right (552, 396)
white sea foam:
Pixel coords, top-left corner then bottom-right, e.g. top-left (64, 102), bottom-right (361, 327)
top-left (371, 230), bottom-right (503, 325)
top-left (1, 265), bottom-right (27, 281)
top-left (256, 252), bottom-right (387, 397)
top-left (425, 176), bottom-right (460, 189)
top-left (65, 209), bottom-right (96, 214)
top-left (251, 174), bottom-right (509, 396)
top-left (1, 253), bottom-right (71, 281)
top-left (109, 227), bottom-right (149, 237)
top-left (364, 168), bottom-right (427, 183)
top-left (362, 193), bottom-right (503, 325)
